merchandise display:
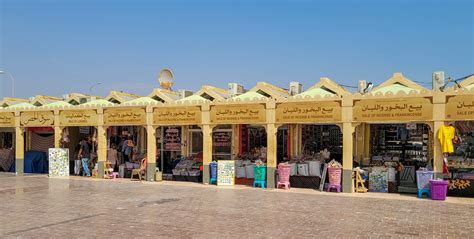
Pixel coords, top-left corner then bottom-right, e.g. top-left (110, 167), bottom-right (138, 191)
top-left (447, 121), bottom-right (474, 197)
top-left (367, 124), bottom-right (431, 193)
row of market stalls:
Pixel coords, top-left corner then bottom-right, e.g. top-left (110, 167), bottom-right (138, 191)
top-left (0, 72), bottom-right (473, 195)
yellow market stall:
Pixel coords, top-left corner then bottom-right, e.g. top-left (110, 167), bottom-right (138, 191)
top-left (353, 73), bottom-right (434, 193)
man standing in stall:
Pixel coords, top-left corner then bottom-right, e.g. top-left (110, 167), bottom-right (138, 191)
top-left (78, 136), bottom-right (92, 177)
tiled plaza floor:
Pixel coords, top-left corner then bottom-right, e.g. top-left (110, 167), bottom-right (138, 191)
top-left (0, 173), bottom-right (473, 238)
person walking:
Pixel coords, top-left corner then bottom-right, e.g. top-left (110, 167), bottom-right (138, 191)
top-left (74, 140), bottom-right (83, 175)
top-left (78, 136), bottom-right (92, 177)
top-left (122, 135), bottom-right (134, 163)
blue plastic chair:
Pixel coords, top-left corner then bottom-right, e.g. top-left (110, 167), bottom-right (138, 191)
top-left (210, 162), bottom-right (217, 185)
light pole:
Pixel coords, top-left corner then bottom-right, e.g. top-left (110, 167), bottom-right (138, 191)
top-left (89, 82), bottom-right (102, 95)
top-left (0, 71), bottom-right (15, 97)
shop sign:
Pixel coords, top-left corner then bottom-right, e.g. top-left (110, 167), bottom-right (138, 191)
top-left (153, 107), bottom-right (201, 125)
top-left (0, 112), bottom-right (14, 127)
top-left (164, 127), bottom-right (181, 151)
top-left (20, 111), bottom-right (54, 127)
top-left (213, 132), bottom-right (232, 147)
top-left (275, 102), bottom-right (341, 123)
top-left (353, 98), bottom-right (432, 122)
top-left (59, 110), bottom-right (97, 126)
top-left (210, 104), bottom-right (266, 124)
top-left (217, 160), bottom-right (235, 186)
top-left (446, 95), bottom-right (474, 120)
top-left (104, 108), bottom-right (146, 126)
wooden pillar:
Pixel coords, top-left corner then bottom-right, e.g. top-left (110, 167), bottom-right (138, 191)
top-left (97, 109), bottom-right (106, 178)
top-left (232, 124), bottom-right (240, 157)
top-left (181, 125), bottom-right (188, 156)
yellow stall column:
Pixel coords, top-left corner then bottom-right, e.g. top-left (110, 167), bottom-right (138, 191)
top-left (342, 122), bottom-right (355, 193)
top-left (202, 124), bottom-right (213, 184)
top-left (96, 125), bottom-right (107, 178)
top-left (266, 123), bottom-right (277, 188)
top-left (146, 125), bottom-right (157, 181)
top-left (15, 127), bottom-right (24, 174)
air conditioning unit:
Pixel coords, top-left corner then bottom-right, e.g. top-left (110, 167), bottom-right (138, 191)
top-left (228, 83), bottom-right (244, 96)
top-left (179, 90), bottom-right (193, 99)
top-left (358, 80), bottom-right (367, 94)
top-left (432, 71), bottom-right (445, 91)
top-left (289, 81), bottom-right (303, 95)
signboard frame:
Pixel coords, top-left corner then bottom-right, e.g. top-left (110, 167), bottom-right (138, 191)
top-left (276, 101), bottom-right (342, 123)
top-left (153, 106), bottom-right (201, 125)
top-left (20, 111), bottom-right (54, 127)
top-left (217, 160), bottom-right (235, 186)
top-left (446, 95), bottom-right (474, 120)
top-left (353, 97), bottom-right (433, 122)
top-left (104, 108), bottom-right (146, 126)
top-left (210, 104), bottom-right (266, 125)
top-left (59, 110), bottom-right (98, 126)
top-left (0, 112), bottom-right (15, 127)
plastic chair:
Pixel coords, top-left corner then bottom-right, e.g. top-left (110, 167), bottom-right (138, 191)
top-left (418, 188), bottom-right (431, 198)
top-left (253, 165), bottom-right (266, 188)
top-left (131, 157), bottom-right (147, 181)
top-left (210, 162), bottom-right (217, 185)
top-left (277, 164), bottom-right (291, 190)
top-left (327, 167), bottom-right (342, 193)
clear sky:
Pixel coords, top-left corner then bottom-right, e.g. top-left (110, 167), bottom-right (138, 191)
top-left (0, 0), bottom-right (473, 98)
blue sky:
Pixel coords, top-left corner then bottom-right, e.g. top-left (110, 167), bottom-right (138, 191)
top-left (0, 0), bottom-right (473, 98)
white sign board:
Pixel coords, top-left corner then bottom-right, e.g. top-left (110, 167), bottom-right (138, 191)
top-left (217, 160), bottom-right (235, 186)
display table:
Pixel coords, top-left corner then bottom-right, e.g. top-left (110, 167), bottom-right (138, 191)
top-left (448, 167), bottom-right (474, 197)
top-left (289, 176), bottom-right (321, 189)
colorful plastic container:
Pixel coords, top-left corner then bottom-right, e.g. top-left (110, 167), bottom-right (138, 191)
top-left (328, 167), bottom-right (342, 185)
top-left (210, 162), bottom-right (218, 180)
top-left (429, 179), bottom-right (449, 200)
top-left (254, 165), bottom-right (267, 181)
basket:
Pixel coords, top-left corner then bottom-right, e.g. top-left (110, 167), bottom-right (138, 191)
top-left (278, 164), bottom-right (291, 184)
top-left (254, 165), bottom-right (267, 181)
top-left (328, 167), bottom-right (342, 185)
top-left (430, 179), bottom-right (448, 200)
top-left (416, 171), bottom-right (434, 189)
top-left (210, 162), bottom-right (218, 179)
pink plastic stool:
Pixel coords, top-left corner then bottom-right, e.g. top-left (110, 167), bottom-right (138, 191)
top-left (327, 184), bottom-right (341, 192)
top-left (110, 172), bottom-right (119, 179)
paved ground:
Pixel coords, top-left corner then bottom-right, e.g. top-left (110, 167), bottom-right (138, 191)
top-left (0, 173), bottom-right (473, 239)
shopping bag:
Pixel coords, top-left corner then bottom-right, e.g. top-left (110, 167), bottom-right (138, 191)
top-left (245, 164), bottom-right (255, 178)
top-left (236, 166), bottom-right (246, 178)
top-left (290, 163), bottom-right (297, 176)
top-left (308, 161), bottom-right (321, 177)
top-left (297, 163), bottom-right (309, 176)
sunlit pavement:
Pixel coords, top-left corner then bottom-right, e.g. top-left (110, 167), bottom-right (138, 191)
top-left (0, 173), bottom-right (473, 238)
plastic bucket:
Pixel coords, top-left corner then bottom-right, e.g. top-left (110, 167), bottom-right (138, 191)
top-left (210, 162), bottom-right (218, 179)
top-left (416, 171), bottom-right (434, 190)
top-left (328, 167), bottom-right (342, 185)
top-left (278, 164), bottom-right (291, 184)
top-left (254, 165), bottom-right (267, 181)
top-left (430, 179), bottom-right (448, 200)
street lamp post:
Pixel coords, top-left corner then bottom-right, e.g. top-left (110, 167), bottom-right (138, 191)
top-left (0, 71), bottom-right (15, 97)
top-left (89, 82), bottom-right (102, 95)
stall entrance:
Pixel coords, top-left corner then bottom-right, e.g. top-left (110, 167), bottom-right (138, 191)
top-left (108, 126), bottom-right (147, 179)
top-left (61, 126), bottom-right (97, 176)
top-left (229, 124), bottom-right (267, 186)
top-left (277, 124), bottom-right (342, 189)
top-left (0, 128), bottom-right (15, 172)
top-left (158, 125), bottom-right (203, 183)
top-left (21, 127), bottom-right (53, 174)
top-left (356, 123), bottom-right (431, 193)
